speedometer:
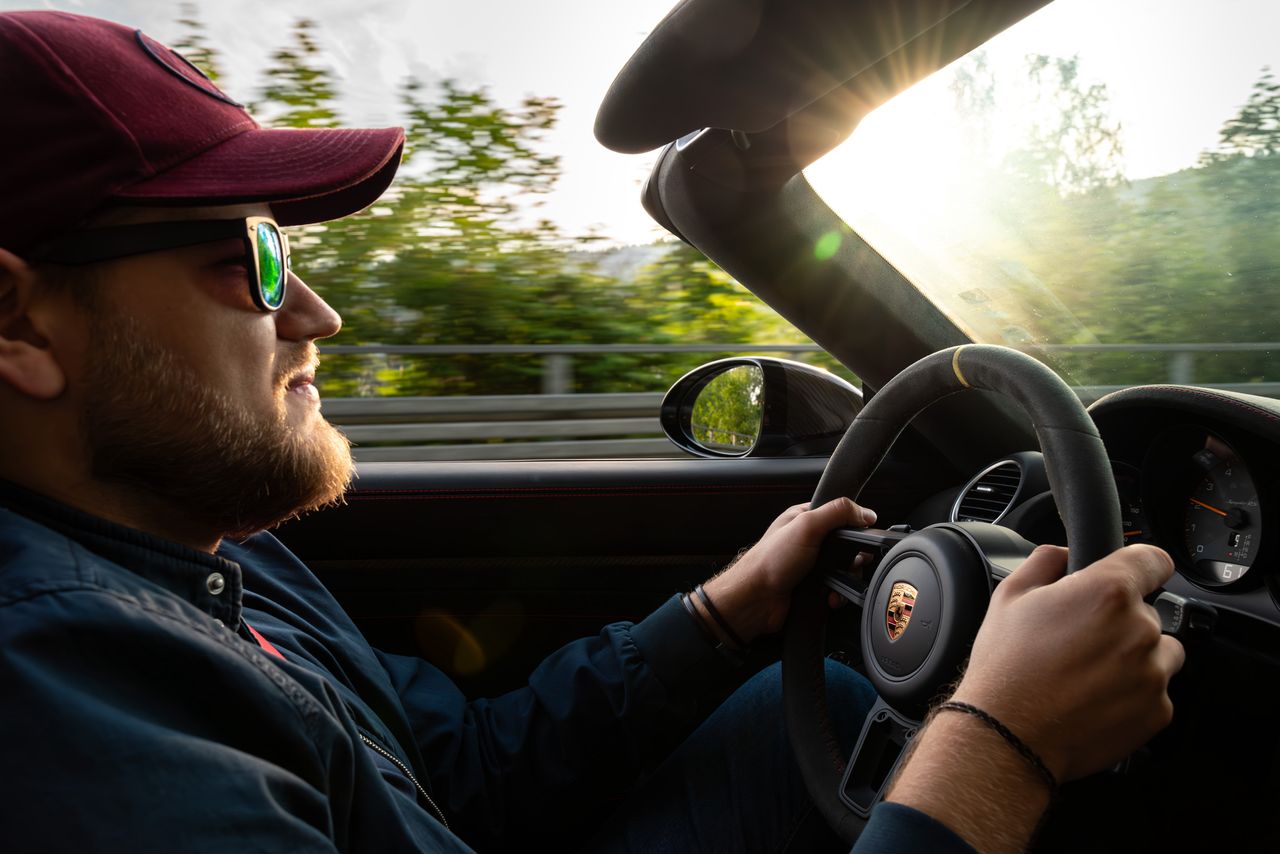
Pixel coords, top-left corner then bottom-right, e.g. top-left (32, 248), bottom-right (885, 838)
top-left (1183, 435), bottom-right (1260, 585)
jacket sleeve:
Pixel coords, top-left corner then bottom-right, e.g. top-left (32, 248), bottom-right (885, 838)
top-left (376, 594), bottom-right (743, 848)
top-left (849, 803), bottom-right (978, 853)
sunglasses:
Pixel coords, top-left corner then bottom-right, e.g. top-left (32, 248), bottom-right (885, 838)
top-left (34, 216), bottom-right (291, 311)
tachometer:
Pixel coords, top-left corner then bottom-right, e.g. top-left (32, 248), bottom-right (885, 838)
top-left (1183, 435), bottom-right (1260, 585)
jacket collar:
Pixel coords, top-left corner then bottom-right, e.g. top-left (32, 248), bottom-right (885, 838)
top-left (0, 478), bottom-right (244, 626)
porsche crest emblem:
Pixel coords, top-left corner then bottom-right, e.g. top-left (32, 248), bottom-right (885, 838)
top-left (885, 582), bottom-right (918, 641)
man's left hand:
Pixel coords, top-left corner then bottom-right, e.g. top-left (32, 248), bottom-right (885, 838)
top-left (698, 497), bottom-right (876, 645)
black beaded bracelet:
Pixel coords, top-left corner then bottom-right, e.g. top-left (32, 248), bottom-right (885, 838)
top-left (695, 584), bottom-right (747, 650)
top-left (935, 701), bottom-right (1058, 793)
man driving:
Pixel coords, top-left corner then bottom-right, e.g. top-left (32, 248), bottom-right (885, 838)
top-left (0, 11), bottom-right (1183, 853)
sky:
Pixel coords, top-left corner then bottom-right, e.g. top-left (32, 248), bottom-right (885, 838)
top-left (5, 0), bottom-right (680, 246)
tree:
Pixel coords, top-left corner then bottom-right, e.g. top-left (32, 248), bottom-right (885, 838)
top-left (248, 17), bottom-right (826, 399)
top-left (947, 51), bottom-right (1126, 196)
top-left (254, 19), bottom-right (340, 129)
top-left (1201, 67), bottom-right (1280, 163)
top-left (169, 4), bottom-right (223, 84)
top-left (1008, 55), bottom-right (1126, 195)
top-left (948, 50), bottom-right (996, 157)
top-left (953, 63), bottom-right (1280, 386)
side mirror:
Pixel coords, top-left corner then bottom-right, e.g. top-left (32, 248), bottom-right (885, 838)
top-left (661, 357), bottom-right (862, 458)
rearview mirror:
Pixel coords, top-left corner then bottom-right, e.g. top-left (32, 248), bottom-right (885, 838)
top-left (661, 357), bottom-right (862, 458)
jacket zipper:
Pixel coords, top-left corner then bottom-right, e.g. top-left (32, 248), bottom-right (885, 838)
top-left (359, 732), bottom-right (449, 831)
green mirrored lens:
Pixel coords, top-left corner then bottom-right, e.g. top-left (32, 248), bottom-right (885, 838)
top-left (255, 222), bottom-right (285, 308)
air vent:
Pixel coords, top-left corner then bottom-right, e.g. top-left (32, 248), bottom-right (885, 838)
top-left (952, 460), bottom-right (1022, 523)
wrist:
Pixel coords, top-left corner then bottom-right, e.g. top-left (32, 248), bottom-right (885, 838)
top-left (681, 591), bottom-right (745, 665)
top-left (701, 572), bottom-right (769, 644)
top-left (949, 681), bottom-right (1067, 784)
top-left (934, 701), bottom-right (1057, 793)
top-left (886, 711), bottom-right (1053, 854)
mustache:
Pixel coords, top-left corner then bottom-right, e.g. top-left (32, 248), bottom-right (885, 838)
top-left (275, 345), bottom-right (320, 391)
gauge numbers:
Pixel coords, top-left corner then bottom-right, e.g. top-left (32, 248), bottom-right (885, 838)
top-left (1112, 462), bottom-right (1149, 545)
top-left (1183, 436), bottom-right (1260, 585)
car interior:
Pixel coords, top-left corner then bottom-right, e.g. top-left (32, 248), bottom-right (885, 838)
top-left (275, 0), bottom-right (1280, 848)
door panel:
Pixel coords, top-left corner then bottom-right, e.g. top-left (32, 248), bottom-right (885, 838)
top-left (275, 456), bottom-right (933, 696)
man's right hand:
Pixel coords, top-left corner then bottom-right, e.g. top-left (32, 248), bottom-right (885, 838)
top-left (879, 544), bottom-right (1185, 854)
top-left (949, 543), bottom-right (1185, 783)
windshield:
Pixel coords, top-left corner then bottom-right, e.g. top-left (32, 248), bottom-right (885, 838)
top-left (806, 0), bottom-right (1280, 399)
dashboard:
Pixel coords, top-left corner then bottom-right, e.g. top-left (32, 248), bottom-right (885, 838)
top-left (945, 384), bottom-right (1280, 630)
top-left (888, 384), bottom-right (1280, 846)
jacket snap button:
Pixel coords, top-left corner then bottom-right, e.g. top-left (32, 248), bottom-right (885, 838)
top-left (206, 572), bottom-right (226, 595)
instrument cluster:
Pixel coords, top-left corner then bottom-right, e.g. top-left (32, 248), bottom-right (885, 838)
top-left (1112, 425), bottom-right (1266, 590)
top-left (950, 387), bottom-right (1280, 616)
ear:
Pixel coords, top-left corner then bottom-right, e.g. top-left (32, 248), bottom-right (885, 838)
top-left (0, 249), bottom-right (67, 400)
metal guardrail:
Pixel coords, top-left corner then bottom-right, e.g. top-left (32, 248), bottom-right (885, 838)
top-left (324, 393), bottom-right (669, 461)
top-left (323, 392), bottom-right (664, 421)
top-left (321, 343), bottom-right (1280, 461)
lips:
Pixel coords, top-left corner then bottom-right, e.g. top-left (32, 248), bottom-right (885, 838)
top-left (284, 363), bottom-right (320, 404)
top-left (286, 372), bottom-right (316, 392)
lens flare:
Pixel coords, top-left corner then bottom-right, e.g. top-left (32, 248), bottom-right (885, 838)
top-left (814, 231), bottom-right (843, 260)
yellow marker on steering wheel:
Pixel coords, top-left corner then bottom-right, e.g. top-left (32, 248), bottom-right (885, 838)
top-left (952, 347), bottom-right (971, 388)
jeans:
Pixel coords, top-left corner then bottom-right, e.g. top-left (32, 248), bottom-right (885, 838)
top-left (584, 660), bottom-right (876, 854)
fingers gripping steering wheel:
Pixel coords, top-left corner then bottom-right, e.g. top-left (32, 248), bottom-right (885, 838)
top-left (781, 344), bottom-right (1123, 843)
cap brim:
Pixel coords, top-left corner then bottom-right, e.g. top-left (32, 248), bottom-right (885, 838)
top-left (112, 125), bottom-right (405, 226)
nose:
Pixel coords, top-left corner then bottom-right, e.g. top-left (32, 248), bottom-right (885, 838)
top-left (275, 271), bottom-right (341, 342)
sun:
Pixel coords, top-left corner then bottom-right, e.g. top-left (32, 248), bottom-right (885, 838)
top-left (806, 72), bottom-right (981, 261)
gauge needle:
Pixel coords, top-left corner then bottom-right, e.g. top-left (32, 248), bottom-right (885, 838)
top-left (1123, 530), bottom-right (1144, 538)
top-left (1189, 498), bottom-right (1228, 517)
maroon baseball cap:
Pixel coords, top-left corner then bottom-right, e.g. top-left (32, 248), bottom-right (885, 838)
top-left (0, 10), bottom-right (405, 256)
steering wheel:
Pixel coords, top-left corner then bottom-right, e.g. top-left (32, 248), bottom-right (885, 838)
top-left (782, 344), bottom-right (1124, 843)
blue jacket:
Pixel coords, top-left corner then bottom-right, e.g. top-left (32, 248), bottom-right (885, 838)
top-left (0, 481), bottom-right (968, 852)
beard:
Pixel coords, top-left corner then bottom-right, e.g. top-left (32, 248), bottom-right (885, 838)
top-left (81, 315), bottom-right (353, 541)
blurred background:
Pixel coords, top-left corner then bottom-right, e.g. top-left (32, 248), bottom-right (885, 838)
top-left (12, 1), bottom-right (1280, 459)
top-left (10, 1), bottom-right (835, 459)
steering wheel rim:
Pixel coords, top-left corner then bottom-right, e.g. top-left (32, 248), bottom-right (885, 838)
top-left (782, 344), bottom-right (1124, 843)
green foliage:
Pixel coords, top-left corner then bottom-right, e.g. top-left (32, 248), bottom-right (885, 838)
top-left (169, 4), bottom-right (222, 83)
top-left (142, 16), bottom-right (1280, 408)
top-left (942, 56), bottom-right (1280, 389)
top-left (691, 366), bottom-right (763, 450)
top-left (254, 20), bottom-right (340, 129)
top-left (228, 18), bottom-right (827, 398)
top-left (1202, 67), bottom-right (1280, 163)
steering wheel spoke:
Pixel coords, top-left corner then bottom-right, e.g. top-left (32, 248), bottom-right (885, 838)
top-left (817, 526), bottom-right (913, 606)
top-left (838, 696), bottom-right (921, 819)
